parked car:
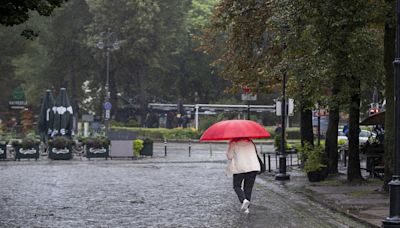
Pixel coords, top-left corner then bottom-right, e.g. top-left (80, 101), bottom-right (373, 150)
top-left (338, 129), bottom-right (376, 146)
top-left (312, 116), bottom-right (328, 136)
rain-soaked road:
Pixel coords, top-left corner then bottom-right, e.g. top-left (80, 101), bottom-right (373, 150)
top-left (0, 142), bottom-right (367, 227)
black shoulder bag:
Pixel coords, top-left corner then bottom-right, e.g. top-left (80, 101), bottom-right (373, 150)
top-left (252, 142), bottom-right (266, 174)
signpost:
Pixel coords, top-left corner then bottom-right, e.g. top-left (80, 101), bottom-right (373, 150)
top-left (104, 102), bottom-right (112, 121)
top-left (103, 102), bottom-right (112, 111)
top-left (241, 87), bottom-right (257, 120)
top-left (8, 86), bottom-right (27, 110)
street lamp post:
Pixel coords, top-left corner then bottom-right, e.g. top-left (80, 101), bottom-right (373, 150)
top-left (97, 28), bottom-right (119, 134)
top-left (275, 69), bottom-right (290, 181)
top-left (383, 1), bottom-right (400, 227)
top-left (247, 101), bottom-right (250, 120)
top-left (275, 25), bottom-right (290, 181)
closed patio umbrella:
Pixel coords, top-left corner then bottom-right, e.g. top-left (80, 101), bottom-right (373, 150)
top-left (51, 88), bottom-right (73, 138)
top-left (38, 90), bottom-right (54, 142)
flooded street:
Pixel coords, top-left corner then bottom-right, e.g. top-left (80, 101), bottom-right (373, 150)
top-left (0, 143), bottom-right (366, 227)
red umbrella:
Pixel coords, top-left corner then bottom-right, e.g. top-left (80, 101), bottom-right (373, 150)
top-left (200, 120), bottom-right (270, 141)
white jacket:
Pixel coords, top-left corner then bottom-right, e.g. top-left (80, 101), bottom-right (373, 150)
top-left (226, 140), bottom-right (260, 174)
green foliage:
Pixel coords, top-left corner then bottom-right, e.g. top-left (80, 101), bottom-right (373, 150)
top-left (82, 136), bottom-right (110, 149)
top-left (2, 0), bottom-right (230, 120)
top-left (112, 126), bottom-right (202, 140)
top-left (48, 136), bottom-right (74, 149)
top-left (338, 139), bottom-right (347, 146)
top-left (302, 144), bottom-right (327, 173)
top-left (133, 139), bottom-right (144, 157)
top-left (198, 114), bottom-right (225, 131)
top-left (274, 135), bottom-right (291, 152)
top-left (142, 138), bottom-right (154, 144)
top-left (0, 0), bottom-right (67, 26)
top-left (12, 137), bottom-right (40, 150)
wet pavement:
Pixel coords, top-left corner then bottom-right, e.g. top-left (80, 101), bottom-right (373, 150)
top-left (0, 142), bottom-right (368, 227)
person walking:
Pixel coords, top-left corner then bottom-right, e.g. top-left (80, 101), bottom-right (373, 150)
top-left (226, 137), bottom-right (260, 214)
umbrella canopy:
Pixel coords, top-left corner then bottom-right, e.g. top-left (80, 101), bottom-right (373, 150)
top-left (38, 90), bottom-right (55, 142)
top-left (359, 111), bottom-right (385, 126)
top-left (200, 120), bottom-right (270, 141)
top-left (51, 88), bottom-right (73, 138)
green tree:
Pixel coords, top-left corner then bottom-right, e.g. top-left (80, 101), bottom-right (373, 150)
top-left (204, 0), bottom-right (383, 181)
top-left (0, 0), bottom-right (67, 26)
top-left (13, 0), bottom-right (94, 113)
top-left (0, 26), bottom-right (27, 111)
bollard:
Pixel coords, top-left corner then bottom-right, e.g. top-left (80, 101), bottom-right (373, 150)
top-left (188, 139), bottom-right (191, 157)
top-left (209, 143), bottom-right (213, 157)
top-left (268, 154), bottom-right (271, 172)
top-left (164, 138), bottom-right (167, 156)
top-left (262, 153), bottom-right (266, 172)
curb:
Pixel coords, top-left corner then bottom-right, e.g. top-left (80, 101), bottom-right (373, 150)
top-left (258, 171), bottom-right (379, 228)
top-left (299, 188), bottom-right (379, 228)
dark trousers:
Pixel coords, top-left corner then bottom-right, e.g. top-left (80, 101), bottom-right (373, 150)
top-left (233, 171), bottom-right (257, 203)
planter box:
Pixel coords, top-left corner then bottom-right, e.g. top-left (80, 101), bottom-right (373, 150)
top-left (86, 146), bottom-right (109, 160)
top-left (108, 130), bottom-right (137, 159)
top-left (140, 141), bottom-right (153, 157)
top-left (307, 170), bottom-right (325, 182)
top-left (48, 146), bottom-right (72, 160)
top-left (0, 144), bottom-right (6, 159)
top-left (14, 145), bottom-right (40, 160)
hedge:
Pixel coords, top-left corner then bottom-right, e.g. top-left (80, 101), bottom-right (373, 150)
top-left (266, 126), bottom-right (301, 140)
top-left (111, 126), bottom-right (301, 141)
top-left (111, 126), bottom-right (203, 140)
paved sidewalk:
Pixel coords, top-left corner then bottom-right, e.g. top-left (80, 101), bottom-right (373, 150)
top-left (261, 167), bottom-right (388, 227)
top-left (0, 142), bottom-right (386, 227)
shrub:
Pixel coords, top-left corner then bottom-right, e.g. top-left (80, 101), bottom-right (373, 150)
top-left (83, 136), bottom-right (110, 149)
top-left (338, 139), bottom-right (347, 146)
top-left (49, 136), bottom-right (74, 149)
top-left (133, 139), bottom-right (143, 157)
top-left (142, 138), bottom-right (153, 144)
top-left (13, 138), bottom-right (40, 149)
top-left (265, 127), bottom-right (300, 140)
top-left (303, 145), bottom-right (327, 173)
top-left (111, 127), bottom-right (202, 140)
top-left (274, 135), bottom-right (291, 151)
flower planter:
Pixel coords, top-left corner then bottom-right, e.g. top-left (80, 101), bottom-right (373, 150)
top-left (14, 145), bottom-right (40, 160)
top-left (307, 170), bottom-right (324, 182)
top-left (0, 144), bottom-right (6, 159)
top-left (48, 146), bottom-right (72, 160)
top-left (86, 146), bottom-right (109, 160)
top-left (140, 141), bottom-right (153, 157)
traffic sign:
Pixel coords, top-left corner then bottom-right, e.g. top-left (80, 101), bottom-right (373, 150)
top-left (105, 110), bottom-right (110, 120)
top-left (241, 94), bottom-right (257, 101)
top-left (104, 102), bottom-right (112, 110)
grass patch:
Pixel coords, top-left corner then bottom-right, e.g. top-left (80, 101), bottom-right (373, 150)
top-left (348, 190), bottom-right (371, 198)
top-left (366, 178), bottom-right (384, 185)
top-left (318, 179), bottom-right (342, 186)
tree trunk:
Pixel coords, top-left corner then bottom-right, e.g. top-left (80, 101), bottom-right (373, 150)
top-left (325, 107), bottom-right (339, 174)
top-left (347, 78), bottom-right (363, 181)
top-left (300, 106), bottom-right (314, 147)
top-left (383, 0), bottom-right (396, 191)
top-left (325, 80), bottom-right (340, 174)
top-left (137, 67), bottom-right (147, 127)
